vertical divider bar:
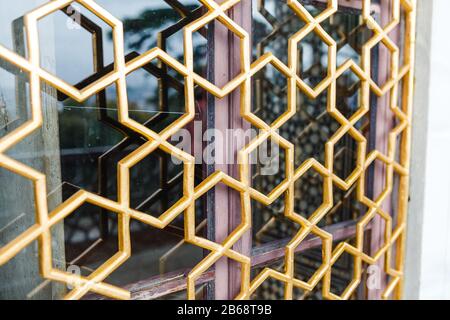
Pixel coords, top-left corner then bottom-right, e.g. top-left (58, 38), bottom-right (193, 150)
top-left (211, 8), bottom-right (231, 300)
top-left (205, 14), bottom-right (216, 300)
top-left (368, 0), bottom-right (393, 299)
top-left (227, 0), bottom-right (252, 299)
top-left (206, 0), bottom-right (253, 300)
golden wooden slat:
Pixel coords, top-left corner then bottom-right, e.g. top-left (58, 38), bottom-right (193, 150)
top-left (0, 0), bottom-right (417, 300)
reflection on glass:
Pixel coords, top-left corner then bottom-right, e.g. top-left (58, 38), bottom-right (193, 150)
top-left (0, 0), bottom-right (207, 299)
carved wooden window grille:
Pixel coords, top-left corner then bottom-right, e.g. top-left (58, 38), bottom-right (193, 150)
top-left (0, 0), bottom-right (416, 300)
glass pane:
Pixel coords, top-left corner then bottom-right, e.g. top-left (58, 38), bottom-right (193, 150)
top-left (0, 0), bottom-right (208, 300)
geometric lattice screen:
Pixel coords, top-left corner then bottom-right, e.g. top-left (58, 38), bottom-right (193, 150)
top-left (0, 0), bottom-right (416, 300)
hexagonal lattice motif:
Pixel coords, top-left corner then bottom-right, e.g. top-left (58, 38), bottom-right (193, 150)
top-left (0, 0), bottom-right (417, 300)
